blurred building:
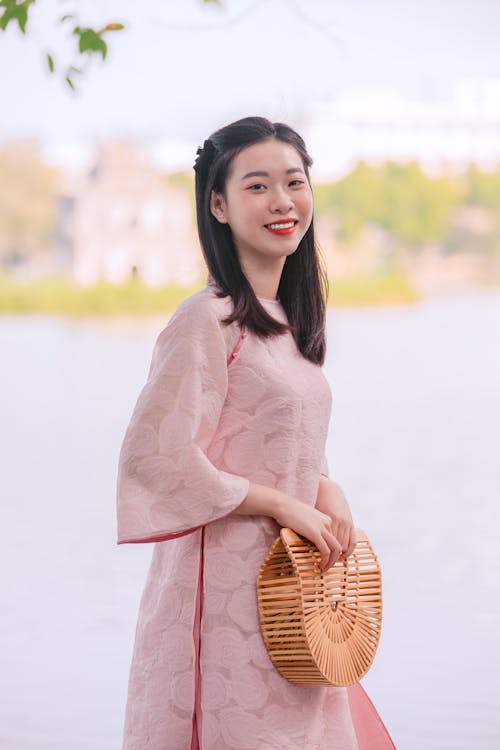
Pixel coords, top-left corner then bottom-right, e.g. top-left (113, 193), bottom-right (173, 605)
top-left (306, 78), bottom-right (500, 181)
top-left (55, 140), bottom-right (201, 286)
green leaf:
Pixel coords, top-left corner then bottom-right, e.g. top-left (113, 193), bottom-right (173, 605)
top-left (46, 52), bottom-right (55, 73)
top-left (77, 27), bottom-right (107, 60)
top-left (0, 0), bottom-right (29, 33)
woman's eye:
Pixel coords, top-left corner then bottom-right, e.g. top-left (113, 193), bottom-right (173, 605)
top-left (247, 180), bottom-right (305, 191)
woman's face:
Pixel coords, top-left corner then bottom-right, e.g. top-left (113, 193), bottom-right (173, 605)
top-left (210, 138), bottom-right (313, 265)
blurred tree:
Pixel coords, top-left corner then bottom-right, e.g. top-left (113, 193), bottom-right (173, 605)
top-left (376, 162), bottom-right (462, 246)
top-left (315, 160), bottom-right (462, 249)
top-left (450, 164), bottom-right (500, 261)
top-left (314, 162), bottom-right (384, 240)
top-left (0, 142), bottom-right (60, 270)
top-left (463, 163), bottom-right (500, 214)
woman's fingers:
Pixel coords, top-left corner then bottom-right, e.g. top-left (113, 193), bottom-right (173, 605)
top-left (327, 518), bottom-right (347, 562)
top-left (337, 523), bottom-right (351, 558)
top-left (319, 529), bottom-right (343, 571)
top-left (322, 522), bottom-right (357, 568)
top-left (316, 538), bottom-right (334, 571)
top-left (328, 515), bottom-right (357, 562)
top-left (345, 524), bottom-right (357, 557)
top-left (317, 515), bottom-right (340, 569)
top-left (279, 501), bottom-right (355, 571)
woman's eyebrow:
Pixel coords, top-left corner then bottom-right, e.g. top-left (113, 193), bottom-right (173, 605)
top-left (240, 167), bottom-right (304, 181)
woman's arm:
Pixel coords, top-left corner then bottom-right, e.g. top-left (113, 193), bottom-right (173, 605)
top-left (315, 476), bottom-right (357, 560)
top-left (230, 481), bottom-right (344, 571)
top-left (116, 300), bottom-right (250, 545)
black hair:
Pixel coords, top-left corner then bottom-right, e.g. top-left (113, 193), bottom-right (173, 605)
top-left (193, 115), bottom-right (328, 365)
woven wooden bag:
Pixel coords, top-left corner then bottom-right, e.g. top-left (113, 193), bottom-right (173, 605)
top-left (257, 527), bottom-right (382, 686)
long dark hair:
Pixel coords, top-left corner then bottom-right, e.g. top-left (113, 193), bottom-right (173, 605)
top-left (193, 116), bottom-right (329, 365)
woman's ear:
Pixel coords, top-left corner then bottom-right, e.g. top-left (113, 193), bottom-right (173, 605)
top-left (210, 190), bottom-right (228, 224)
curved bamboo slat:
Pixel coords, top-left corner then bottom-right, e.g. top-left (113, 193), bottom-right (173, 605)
top-left (257, 528), bottom-right (382, 686)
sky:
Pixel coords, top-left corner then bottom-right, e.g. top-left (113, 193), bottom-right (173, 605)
top-left (1, 0), bottom-right (500, 172)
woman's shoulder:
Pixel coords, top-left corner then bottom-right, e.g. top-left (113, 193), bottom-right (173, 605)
top-left (168, 285), bottom-right (234, 332)
top-left (175, 284), bottom-right (232, 318)
top-left (154, 285), bottom-right (239, 358)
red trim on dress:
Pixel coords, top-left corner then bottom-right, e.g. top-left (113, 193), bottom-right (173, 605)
top-left (190, 526), bottom-right (205, 750)
top-left (117, 526), bottom-right (202, 544)
top-left (227, 325), bottom-right (247, 366)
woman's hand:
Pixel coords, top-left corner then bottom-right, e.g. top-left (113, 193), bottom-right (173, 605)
top-left (315, 477), bottom-right (357, 563)
top-left (230, 480), bottom-right (348, 571)
top-left (272, 494), bottom-right (344, 572)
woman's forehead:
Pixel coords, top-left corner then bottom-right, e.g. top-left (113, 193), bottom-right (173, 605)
top-left (228, 139), bottom-right (304, 179)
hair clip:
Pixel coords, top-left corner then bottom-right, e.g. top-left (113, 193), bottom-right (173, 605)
top-left (193, 138), bottom-right (217, 174)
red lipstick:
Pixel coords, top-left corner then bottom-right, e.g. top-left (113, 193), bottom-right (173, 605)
top-left (264, 220), bottom-right (298, 236)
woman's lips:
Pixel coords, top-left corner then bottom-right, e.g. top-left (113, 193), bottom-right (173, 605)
top-left (264, 220), bottom-right (298, 236)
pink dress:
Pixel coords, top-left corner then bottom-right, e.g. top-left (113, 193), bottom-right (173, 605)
top-left (116, 284), bottom-right (396, 750)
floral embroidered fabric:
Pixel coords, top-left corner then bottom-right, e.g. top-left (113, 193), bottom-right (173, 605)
top-left (116, 285), bottom-right (395, 750)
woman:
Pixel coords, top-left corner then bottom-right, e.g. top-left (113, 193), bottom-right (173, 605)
top-left (116, 116), bottom-right (395, 750)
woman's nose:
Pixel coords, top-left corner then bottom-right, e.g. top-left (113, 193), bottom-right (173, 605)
top-left (269, 186), bottom-right (293, 213)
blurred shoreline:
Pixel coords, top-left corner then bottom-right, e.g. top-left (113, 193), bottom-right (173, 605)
top-left (3, 266), bottom-right (500, 317)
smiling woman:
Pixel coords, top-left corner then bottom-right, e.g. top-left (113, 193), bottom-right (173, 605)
top-left (209, 138), bottom-right (314, 301)
top-left (191, 117), bottom-right (328, 362)
top-left (116, 116), bottom-right (396, 750)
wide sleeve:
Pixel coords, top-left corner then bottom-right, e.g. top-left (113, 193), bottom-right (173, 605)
top-left (116, 300), bottom-right (250, 544)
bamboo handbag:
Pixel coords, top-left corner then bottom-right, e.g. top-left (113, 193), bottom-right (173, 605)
top-left (257, 527), bottom-right (382, 686)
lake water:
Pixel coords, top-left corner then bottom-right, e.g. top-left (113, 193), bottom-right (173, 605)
top-left (1, 290), bottom-right (499, 750)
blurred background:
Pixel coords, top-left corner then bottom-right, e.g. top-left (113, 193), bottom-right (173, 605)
top-left (1, 1), bottom-right (499, 749)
